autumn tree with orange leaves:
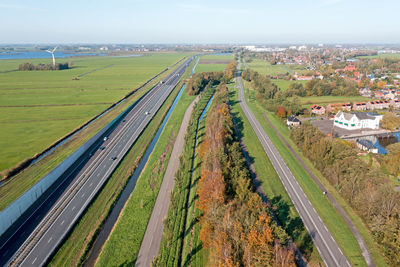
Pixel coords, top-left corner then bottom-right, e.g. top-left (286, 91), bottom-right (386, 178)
top-left (197, 83), bottom-right (295, 266)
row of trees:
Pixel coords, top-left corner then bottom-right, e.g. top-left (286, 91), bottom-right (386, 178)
top-left (18, 61), bottom-right (72, 71)
top-left (290, 124), bottom-right (400, 265)
top-left (198, 83), bottom-right (296, 266)
top-left (187, 71), bottom-right (224, 95)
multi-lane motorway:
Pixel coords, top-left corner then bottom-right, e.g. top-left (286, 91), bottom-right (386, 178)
top-left (236, 58), bottom-right (351, 267)
top-left (2, 57), bottom-right (193, 266)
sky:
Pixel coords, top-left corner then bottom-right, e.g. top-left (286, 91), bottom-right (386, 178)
top-left (1, 0), bottom-right (400, 44)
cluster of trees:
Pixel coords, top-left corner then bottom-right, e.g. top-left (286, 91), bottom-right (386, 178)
top-left (381, 112), bottom-right (400, 131)
top-left (224, 61), bottom-right (238, 81)
top-left (18, 61), bottom-right (72, 71)
top-left (290, 124), bottom-right (400, 265)
top-left (187, 72), bottom-right (224, 95)
top-left (198, 83), bottom-right (296, 266)
top-left (285, 77), bottom-right (359, 98)
top-left (242, 69), bottom-right (303, 115)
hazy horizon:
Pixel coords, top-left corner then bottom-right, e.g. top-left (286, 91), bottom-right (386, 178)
top-left (1, 0), bottom-right (400, 44)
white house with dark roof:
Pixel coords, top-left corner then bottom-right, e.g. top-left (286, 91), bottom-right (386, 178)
top-left (334, 111), bottom-right (382, 130)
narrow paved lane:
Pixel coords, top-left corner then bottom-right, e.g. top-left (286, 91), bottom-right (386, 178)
top-left (135, 96), bottom-right (200, 267)
top-left (236, 59), bottom-right (351, 267)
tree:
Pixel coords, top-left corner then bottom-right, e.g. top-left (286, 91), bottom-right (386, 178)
top-left (276, 106), bottom-right (286, 118)
top-left (381, 112), bottom-right (400, 131)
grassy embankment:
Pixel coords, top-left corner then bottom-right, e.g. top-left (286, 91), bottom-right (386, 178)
top-left (154, 86), bottom-right (215, 267)
top-left (94, 64), bottom-right (199, 267)
top-left (227, 83), bottom-right (322, 265)
top-left (243, 80), bottom-right (385, 267)
top-left (0, 53), bottom-right (187, 173)
top-left (49, 58), bottom-right (197, 266)
top-left (0, 54), bottom-right (187, 210)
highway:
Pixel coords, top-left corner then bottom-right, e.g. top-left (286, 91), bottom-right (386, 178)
top-left (3, 57), bottom-right (193, 266)
top-left (236, 58), bottom-right (351, 267)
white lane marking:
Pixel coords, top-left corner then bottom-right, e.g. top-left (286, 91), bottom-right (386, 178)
top-left (32, 257), bottom-right (37, 264)
top-left (81, 193), bottom-right (85, 198)
top-left (89, 182), bottom-right (93, 187)
top-left (48, 237), bottom-right (53, 243)
top-left (60, 220), bottom-right (65, 226)
top-left (72, 206), bottom-right (76, 211)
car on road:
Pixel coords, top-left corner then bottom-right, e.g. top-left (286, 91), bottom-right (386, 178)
top-left (103, 137), bottom-right (108, 141)
top-left (100, 146), bottom-right (105, 150)
top-left (145, 111), bottom-right (150, 115)
top-left (111, 156), bottom-right (117, 160)
top-left (122, 119), bottom-right (126, 122)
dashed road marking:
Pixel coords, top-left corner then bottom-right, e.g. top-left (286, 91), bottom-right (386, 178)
top-left (32, 257), bottom-right (37, 264)
top-left (60, 220), bottom-right (65, 226)
top-left (48, 237), bottom-right (53, 243)
top-left (72, 206), bottom-right (76, 211)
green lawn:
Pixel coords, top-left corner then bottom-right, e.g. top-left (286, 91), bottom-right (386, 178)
top-left (297, 95), bottom-right (371, 108)
top-left (95, 71), bottom-right (197, 267)
top-left (246, 59), bottom-right (308, 76)
top-left (357, 53), bottom-right (400, 59)
top-left (242, 83), bottom-right (369, 267)
top-left (272, 79), bottom-right (307, 91)
top-left (0, 53), bottom-right (188, 172)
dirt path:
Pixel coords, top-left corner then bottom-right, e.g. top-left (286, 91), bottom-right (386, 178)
top-left (135, 95), bottom-right (200, 267)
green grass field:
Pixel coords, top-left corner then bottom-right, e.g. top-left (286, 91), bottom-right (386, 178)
top-left (241, 82), bottom-right (369, 267)
top-left (297, 95), bottom-right (371, 108)
top-left (0, 53), bottom-right (188, 172)
top-left (246, 59), bottom-right (308, 76)
top-left (195, 54), bottom-right (233, 73)
top-left (272, 79), bottom-right (307, 91)
top-left (357, 53), bottom-right (400, 59)
top-left (0, 57), bottom-right (184, 211)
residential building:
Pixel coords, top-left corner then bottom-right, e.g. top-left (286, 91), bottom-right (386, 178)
top-left (391, 99), bottom-right (400, 109)
top-left (356, 139), bottom-right (378, 153)
top-left (287, 115), bottom-right (301, 127)
top-left (367, 100), bottom-right (390, 110)
top-left (353, 102), bottom-right (367, 111)
top-left (334, 111), bottom-right (382, 130)
top-left (311, 104), bottom-right (326, 115)
top-left (326, 103), bottom-right (352, 113)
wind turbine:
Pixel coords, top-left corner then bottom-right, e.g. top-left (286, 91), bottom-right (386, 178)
top-left (46, 46), bottom-right (58, 66)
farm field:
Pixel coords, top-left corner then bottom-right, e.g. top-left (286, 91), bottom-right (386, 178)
top-left (246, 58), bottom-right (308, 76)
top-left (357, 53), bottom-right (400, 59)
top-left (0, 53), bottom-right (187, 172)
top-left (195, 53), bottom-right (233, 73)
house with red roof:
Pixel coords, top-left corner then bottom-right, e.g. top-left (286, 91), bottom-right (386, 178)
top-left (391, 99), bottom-right (400, 109)
top-left (311, 104), bottom-right (325, 115)
top-left (353, 102), bottom-right (367, 111)
top-left (326, 103), bottom-right (352, 113)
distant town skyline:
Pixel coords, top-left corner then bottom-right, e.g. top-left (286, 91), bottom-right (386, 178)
top-left (1, 0), bottom-right (400, 44)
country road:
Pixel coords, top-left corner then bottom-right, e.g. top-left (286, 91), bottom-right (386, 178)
top-left (135, 95), bottom-right (200, 267)
top-left (236, 58), bottom-right (351, 267)
top-left (1, 57), bottom-right (193, 267)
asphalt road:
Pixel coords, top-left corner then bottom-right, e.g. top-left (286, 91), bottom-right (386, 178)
top-left (135, 95), bottom-right (200, 267)
top-left (236, 59), bottom-right (351, 267)
top-left (4, 57), bottom-right (193, 267)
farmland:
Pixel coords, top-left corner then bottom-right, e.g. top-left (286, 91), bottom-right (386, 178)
top-left (195, 53), bottom-right (233, 73)
top-left (0, 53), bottom-right (187, 173)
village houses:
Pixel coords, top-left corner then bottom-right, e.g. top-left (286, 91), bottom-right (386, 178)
top-left (334, 111), bottom-right (382, 130)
